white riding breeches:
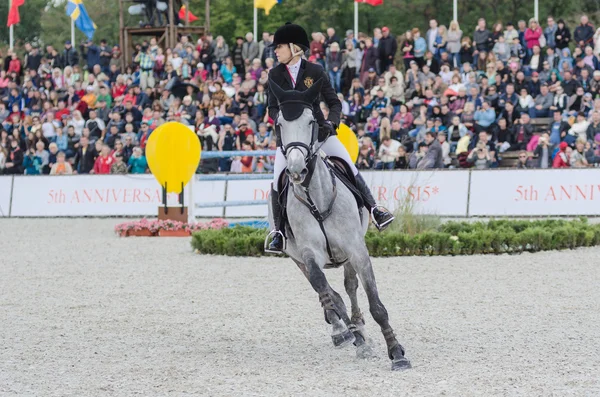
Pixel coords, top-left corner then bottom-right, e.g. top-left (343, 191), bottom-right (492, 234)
top-left (272, 136), bottom-right (358, 191)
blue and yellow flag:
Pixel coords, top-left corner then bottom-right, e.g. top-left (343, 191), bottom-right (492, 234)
top-left (254, 0), bottom-right (282, 15)
top-left (66, 0), bottom-right (97, 40)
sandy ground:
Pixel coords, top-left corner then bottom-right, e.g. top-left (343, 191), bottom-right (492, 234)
top-left (1, 219), bottom-right (600, 397)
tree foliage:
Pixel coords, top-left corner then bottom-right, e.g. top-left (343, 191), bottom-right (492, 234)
top-left (2, 0), bottom-right (599, 52)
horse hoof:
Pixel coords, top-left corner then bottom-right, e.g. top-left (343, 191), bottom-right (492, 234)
top-left (391, 357), bottom-right (412, 371)
top-left (356, 343), bottom-right (375, 359)
top-left (332, 329), bottom-right (355, 348)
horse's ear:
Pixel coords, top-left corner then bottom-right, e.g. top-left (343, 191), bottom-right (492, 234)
top-left (268, 78), bottom-right (285, 103)
top-left (303, 78), bottom-right (323, 103)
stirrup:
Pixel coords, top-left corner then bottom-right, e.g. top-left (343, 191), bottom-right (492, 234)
top-left (264, 229), bottom-right (286, 254)
top-left (370, 206), bottom-right (395, 231)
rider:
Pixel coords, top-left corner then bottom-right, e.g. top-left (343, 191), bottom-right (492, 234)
top-left (266, 22), bottom-right (395, 253)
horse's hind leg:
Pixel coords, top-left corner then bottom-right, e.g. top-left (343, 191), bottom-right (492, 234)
top-left (296, 254), bottom-right (355, 348)
top-left (354, 254), bottom-right (411, 370)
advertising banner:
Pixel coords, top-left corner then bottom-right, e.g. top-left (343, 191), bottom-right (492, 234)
top-left (11, 175), bottom-right (225, 217)
top-left (0, 176), bottom-right (12, 217)
top-left (224, 179), bottom-right (272, 217)
top-left (364, 170), bottom-right (470, 216)
top-left (469, 169), bottom-right (600, 216)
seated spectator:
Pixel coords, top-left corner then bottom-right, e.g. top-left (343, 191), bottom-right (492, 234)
top-left (376, 136), bottom-right (401, 169)
top-left (566, 112), bottom-right (590, 144)
top-left (515, 150), bottom-right (532, 168)
top-left (93, 144), bottom-right (114, 174)
top-left (529, 83), bottom-right (553, 118)
top-left (23, 146), bottom-right (43, 175)
top-left (128, 147), bottom-right (147, 174)
top-left (467, 140), bottom-right (493, 169)
top-left (408, 142), bottom-right (425, 169)
top-left (356, 138), bottom-right (376, 170)
top-left (438, 132), bottom-right (451, 167)
top-left (395, 145), bottom-right (409, 169)
top-left (534, 133), bottom-right (554, 168)
top-left (50, 151), bottom-right (73, 175)
top-left (511, 113), bottom-right (534, 150)
top-left (553, 142), bottom-right (570, 168)
top-left (419, 131), bottom-right (444, 169)
top-left (474, 101), bottom-right (496, 133)
top-left (570, 139), bottom-right (590, 167)
top-left (110, 152), bottom-right (128, 174)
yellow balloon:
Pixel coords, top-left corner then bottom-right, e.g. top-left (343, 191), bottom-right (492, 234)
top-left (146, 122), bottom-right (202, 194)
top-left (336, 123), bottom-right (359, 163)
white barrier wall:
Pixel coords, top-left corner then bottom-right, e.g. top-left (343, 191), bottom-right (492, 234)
top-left (225, 179), bottom-right (272, 217)
top-left (365, 171), bottom-right (470, 216)
top-left (3, 170), bottom-right (600, 218)
top-left (0, 176), bottom-right (12, 217)
top-left (10, 175), bottom-right (225, 217)
top-left (469, 169), bottom-right (600, 216)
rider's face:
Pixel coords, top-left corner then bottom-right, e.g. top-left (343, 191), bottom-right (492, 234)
top-left (275, 44), bottom-right (292, 63)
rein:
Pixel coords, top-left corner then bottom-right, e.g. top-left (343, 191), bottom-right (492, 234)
top-left (278, 100), bottom-right (343, 266)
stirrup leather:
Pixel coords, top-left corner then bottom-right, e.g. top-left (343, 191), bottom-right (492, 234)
top-left (264, 229), bottom-right (286, 254)
top-left (370, 205), bottom-right (395, 231)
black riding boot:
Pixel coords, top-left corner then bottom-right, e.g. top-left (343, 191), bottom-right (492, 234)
top-left (265, 187), bottom-right (285, 253)
top-left (355, 172), bottom-right (395, 231)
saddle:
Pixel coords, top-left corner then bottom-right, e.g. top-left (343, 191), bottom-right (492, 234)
top-left (276, 155), bottom-right (364, 247)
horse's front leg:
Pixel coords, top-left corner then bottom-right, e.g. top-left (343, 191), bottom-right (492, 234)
top-left (343, 263), bottom-right (374, 358)
top-left (294, 254), bottom-right (355, 348)
top-left (353, 253), bottom-right (411, 370)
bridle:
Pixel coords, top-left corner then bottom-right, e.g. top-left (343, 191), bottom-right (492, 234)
top-left (277, 101), bottom-right (321, 166)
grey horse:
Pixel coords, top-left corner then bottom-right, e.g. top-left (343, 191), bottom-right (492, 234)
top-left (266, 79), bottom-right (411, 371)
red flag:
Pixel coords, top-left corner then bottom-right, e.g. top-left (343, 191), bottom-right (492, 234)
top-left (355, 0), bottom-right (383, 5)
top-left (178, 5), bottom-right (198, 22)
top-left (7, 0), bottom-right (25, 27)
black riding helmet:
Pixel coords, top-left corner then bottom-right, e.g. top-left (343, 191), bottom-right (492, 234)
top-left (269, 22), bottom-right (310, 51)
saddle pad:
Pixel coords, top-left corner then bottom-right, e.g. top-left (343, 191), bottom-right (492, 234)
top-left (326, 157), bottom-right (364, 209)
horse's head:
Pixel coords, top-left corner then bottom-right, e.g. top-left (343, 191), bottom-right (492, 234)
top-left (269, 77), bottom-right (323, 185)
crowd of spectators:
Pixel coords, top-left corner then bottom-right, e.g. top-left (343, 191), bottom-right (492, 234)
top-left (1, 14), bottom-right (600, 176)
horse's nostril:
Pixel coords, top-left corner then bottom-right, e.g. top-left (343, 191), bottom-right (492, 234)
top-left (300, 169), bottom-right (308, 176)
top-left (285, 169), bottom-right (291, 176)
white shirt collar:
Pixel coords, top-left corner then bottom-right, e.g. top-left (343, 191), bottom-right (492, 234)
top-left (286, 59), bottom-right (302, 86)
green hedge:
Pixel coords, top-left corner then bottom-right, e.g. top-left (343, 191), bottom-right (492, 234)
top-left (191, 219), bottom-right (600, 257)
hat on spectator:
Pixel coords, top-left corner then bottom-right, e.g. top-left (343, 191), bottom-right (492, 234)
top-left (409, 60), bottom-right (417, 65)
top-left (368, 67), bottom-right (376, 73)
top-left (308, 55), bottom-right (317, 62)
top-left (559, 142), bottom-right (568, 150)
top-left (584, 92), bottom-right (593, 98)
top-left (346, 29), bottom-right (353, 36)
top-left (65, 40), bottom-right (71, 45)
top-left (382, 26), bottom-right (389, 33)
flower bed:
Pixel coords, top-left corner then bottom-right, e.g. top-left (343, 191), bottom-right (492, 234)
top-left (190, 218), bottom-right (600, 257)
top-left (115, 218), bottom-right (229, 237)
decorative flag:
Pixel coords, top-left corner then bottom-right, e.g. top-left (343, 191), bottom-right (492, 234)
top-left (66, 0), bottom-right (97, 40)
top-left (7, 0), bottom-right (25, 27)
top-left (255, 0), bottom-right (282, 16)
top-left (355, 0), bottom-right (383, 5)
top-left (178, 5), bottom-right (198, 22)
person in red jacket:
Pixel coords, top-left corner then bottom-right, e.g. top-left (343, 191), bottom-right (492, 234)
top-left (93, 144), bottom-right (115, 174)
top-left (8, 53), bottom-right (21, 76)
top-left (552, 142), bottom-right (570, 168)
